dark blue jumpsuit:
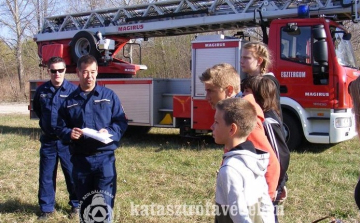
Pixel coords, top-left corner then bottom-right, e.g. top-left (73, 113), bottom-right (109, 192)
top-left (56, 84), bottom-right (128, 216)
top-left (33, 79), bottom-right (78, 213)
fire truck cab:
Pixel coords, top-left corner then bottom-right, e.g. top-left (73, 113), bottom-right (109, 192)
top-left (269, 18), bottom-right (359, 149)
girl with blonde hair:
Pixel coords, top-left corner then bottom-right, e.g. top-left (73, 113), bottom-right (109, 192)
top-left (241, 41), bottom-right (272, 76)
top-left (241, 41), bottom-right (282, 118)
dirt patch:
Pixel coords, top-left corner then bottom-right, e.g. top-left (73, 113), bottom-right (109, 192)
top-left (0, 103), bottom-right (29, 114)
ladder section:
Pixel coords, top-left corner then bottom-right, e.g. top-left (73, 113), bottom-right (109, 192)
top-left (36, 0), bottom-right (360, 42)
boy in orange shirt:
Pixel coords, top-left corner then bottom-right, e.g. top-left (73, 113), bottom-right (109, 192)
top-left (200, 63), bottom-right (280, 200)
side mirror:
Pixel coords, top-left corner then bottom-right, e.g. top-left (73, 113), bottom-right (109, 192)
top-left (331, 30), bottom-right (351, 40)
top-left (313, 41), bottom-right (328, 63)
top-left (312, 25), bottom-right (326, 39)
top-left (343, 33), bottom-right (352, 40)
top-left (312, 25), bottom-right (328, 64)
top-left (312, 25), bottom-right (329, 85)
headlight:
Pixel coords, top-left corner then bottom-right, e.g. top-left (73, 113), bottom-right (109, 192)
top-left (335, 117), bottom-right (352, 128)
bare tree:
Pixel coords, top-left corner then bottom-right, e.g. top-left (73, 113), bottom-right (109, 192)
top-left (339, 21), bottom-right (360, 66)
top-left (64, 0), bottom-right (125, 12)
top-left (29, 0), bottom-right (50, 79)
top-left (139, 35), bottom-right (193, 78)
top-left (0, 0), bottom-right (36, 98)
top-left (0, 42), bottom-right (19, 101)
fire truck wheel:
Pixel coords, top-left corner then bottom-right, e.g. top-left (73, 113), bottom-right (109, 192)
top-left (283, 112), bottom-right (303, 150)
top-left (70, 31), bottom-right (101, 63)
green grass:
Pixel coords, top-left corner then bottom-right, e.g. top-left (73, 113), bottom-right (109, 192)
top-left (0, 114), bottom-right (360, 222)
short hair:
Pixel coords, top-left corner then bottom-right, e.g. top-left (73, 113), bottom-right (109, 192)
top-left (242, 41), bottom-right (272, 75)
top-left (77, 55), bottom-right (98, 70)
top-left (349, 77), bottom-right (360, 138)
top-left (242, 76), bottom-right (281, 117)
top-left (216, 97), bottom-right (257, 138)
top-left (199, 63), bottom-right (240, 93)
top-left (47, 56), bottom-right (66, 68)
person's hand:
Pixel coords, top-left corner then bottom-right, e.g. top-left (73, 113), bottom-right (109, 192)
top-left (71, 127), bottom-right (83, 140)
top-left (98, 128), bottom-right (108, 134)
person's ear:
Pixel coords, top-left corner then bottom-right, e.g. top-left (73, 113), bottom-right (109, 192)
top-left (76, 68), bottom-right (80, 77)
top-left (257, 57), bottom-right (264, 66)
top-left (230, 123), bottom-right (238, 136)
top-left (226, 86), bottom-right (234, 97)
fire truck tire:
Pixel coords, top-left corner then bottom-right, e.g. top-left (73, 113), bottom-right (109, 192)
top-left (283, 112), bottom-right (303, 150)
top-left (70, 31), bottom-right (100, 63)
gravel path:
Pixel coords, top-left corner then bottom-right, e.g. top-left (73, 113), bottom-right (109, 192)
top-left (0, 102), bottom-right (29, 114)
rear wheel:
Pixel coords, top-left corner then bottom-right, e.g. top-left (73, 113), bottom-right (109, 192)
top-left (70, 31), bottom-right (100, 63)
top-left (283, 112), bottom-right (303, 150)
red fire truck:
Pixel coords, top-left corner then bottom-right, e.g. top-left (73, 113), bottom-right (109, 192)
top-left (29, 0), bottom-right (360, 150)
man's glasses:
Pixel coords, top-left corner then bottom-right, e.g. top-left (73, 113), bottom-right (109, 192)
top-left (50, 69), bottom-right (65, 74)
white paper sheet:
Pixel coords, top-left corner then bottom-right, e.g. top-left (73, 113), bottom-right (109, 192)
top-left (82, 128), bottom-right (113, 144)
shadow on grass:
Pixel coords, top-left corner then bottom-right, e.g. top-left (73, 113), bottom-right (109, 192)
top-left (122, 131), bottom-right (219, 151)
top-left (0, 199), bottom-right (72, 216)
top-left (0, 125), bottom-right (41, 140)
top-left (0, 198), bottom-right (38, 214)
top-left (122, 127), bottom-right (344, 153)
top-left (292, 140), bottom-right (337, 154)
top-left (122, 128), bottom-right (340, 153)
top-left (0, 124), bottom-right (340, 153)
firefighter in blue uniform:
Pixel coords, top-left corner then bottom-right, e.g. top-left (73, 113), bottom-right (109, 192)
top-left (55, 55), bottom-right (128, 222)
top-left (33, 56), bottom-right (78, 220)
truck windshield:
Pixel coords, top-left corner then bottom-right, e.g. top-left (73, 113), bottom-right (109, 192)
top-left (332, 27), bottom-right (357, 68)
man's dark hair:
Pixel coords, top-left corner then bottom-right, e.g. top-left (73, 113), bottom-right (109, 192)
top-left (47, 57), bottom-right (66, 68)
top-left (77, 55), bottom-right (98, 70)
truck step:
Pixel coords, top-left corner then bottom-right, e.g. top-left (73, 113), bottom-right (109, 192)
top-left (309, 132), bottom-right (329, 136)
top-left (307, 117), bottom-right (330, 120)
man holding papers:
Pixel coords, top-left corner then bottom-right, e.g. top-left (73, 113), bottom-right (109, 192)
top-left (56, 55), bottom-right (128, 222)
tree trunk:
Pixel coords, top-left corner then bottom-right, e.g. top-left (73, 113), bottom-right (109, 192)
top-left (16, 42), bottom-right (25, 94)
top-left (14, 0), bottom-right (25, 96)
top-left (159, 38), bottom-right (168, 78)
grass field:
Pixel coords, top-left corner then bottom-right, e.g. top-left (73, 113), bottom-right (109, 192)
top-left (0, 114), bottom-right (360, 223)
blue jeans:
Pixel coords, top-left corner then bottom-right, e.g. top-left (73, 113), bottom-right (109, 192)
top-left (38, 136), bottom-right (78, 212)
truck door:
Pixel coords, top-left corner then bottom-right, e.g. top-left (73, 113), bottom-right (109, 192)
top-left (278, 25), bottom-right (331, 108)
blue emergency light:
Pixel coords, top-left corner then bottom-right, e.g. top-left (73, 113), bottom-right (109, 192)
top-left (298, 5), bottom-right (310, 18)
